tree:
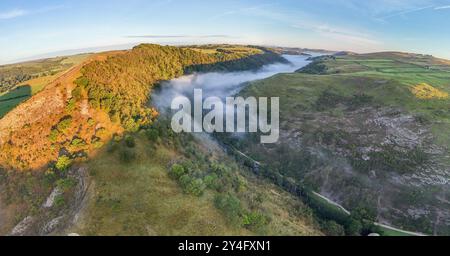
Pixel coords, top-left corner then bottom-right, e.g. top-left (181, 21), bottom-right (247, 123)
top-left (346, 219), bottom-right (363, 236)
top-left (323, 220), bottom-right (345, 236)
top-left (55, 156), bottom-right (72, 172)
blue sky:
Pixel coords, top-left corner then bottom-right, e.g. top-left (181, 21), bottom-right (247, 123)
top-left (1, 0), bottom-right (450, 64)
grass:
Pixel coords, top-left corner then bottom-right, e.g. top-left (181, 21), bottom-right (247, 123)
top-left (377, 226), bottom-right (415, 236)
top-left (70, 133), bottom-right (321, 236)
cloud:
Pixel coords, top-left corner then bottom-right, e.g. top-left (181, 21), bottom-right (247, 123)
top-left (209, 3), bottom-right (278, 21)
top-left (125, 35), bottom-right (234, 39)
top-left (435, 5), bottom-right (450, 9)
top-left (292, 23), bottom-right (381, 46)
top-left (377, 5), bottom-right (435, 20)
top-left (0, 5), bottom-right (65, 20)
top-left (0, 9), bottom-right (28, 19)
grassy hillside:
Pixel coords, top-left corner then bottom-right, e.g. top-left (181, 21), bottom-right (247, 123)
top-left (218, 52), bottom-right (450, 235)
top-left (68, 122), bottom-right (321, 235)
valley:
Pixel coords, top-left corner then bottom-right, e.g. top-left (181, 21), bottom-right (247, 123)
top-left (0, 44), bottom-right (449, 236)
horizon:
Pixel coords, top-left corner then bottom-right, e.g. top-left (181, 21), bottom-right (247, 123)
top-left (1, 0), bottom-right (450, 64)
top-left (2, 41), bottom-right (450, 66)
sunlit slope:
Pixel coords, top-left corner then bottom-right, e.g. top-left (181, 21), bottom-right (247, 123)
top-left (233, 52), bottom-right (450, 235)
top-left (0, 44), bottom-right (283, 171)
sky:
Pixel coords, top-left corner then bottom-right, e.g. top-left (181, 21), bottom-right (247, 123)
top-left (1, 0), bottom-right (450, 64)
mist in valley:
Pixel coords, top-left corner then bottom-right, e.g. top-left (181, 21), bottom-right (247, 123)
top-left (151, 55), bottom-right (312, 112)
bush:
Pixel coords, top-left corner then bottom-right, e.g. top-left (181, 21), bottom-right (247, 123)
top-left (55, 156), bottom-right (72, 172)
top-left (323, 220), bottom-right (346, 236)
top-left (346, 219), bottom-right (363, 236)
top-left (71, 138), bottom-right (86, 147)
top-left (87, 118), bottom-right (96, 127)
top-left (145, 128), bottom-right (159, 142)
top-left (242, 211), bottom-right (268, 230)
top-left (66, 98), bottom-right (76, 113)
top-left (72, 85), bottom-right (84, 101)
top-left (57, 116), bottom-right (73, 132)
top-left (119, 148), bottom-right (136, 163)
top-left (186, 179), bottom-right (206, 196)
top-left (203, 173), bottom-right (219, 190)
top-left (106, 141), bottom-right (119, 153)
top-left (214, 194), bottom-right (243, 225)
top-left (56, 178), bottom-right (76, 192)
top-left (169, 164), bottom-right (185, 179)
top-left (49, 129), bottom-right (59, 142)
top-left (124, 135), bottom-right (136, 148)
top-left (179, 174), bottom-right (192, 189)
top-left (93, 141), bottom-right (104, 149)
top-left (54, 195), bottom-right (66, 207)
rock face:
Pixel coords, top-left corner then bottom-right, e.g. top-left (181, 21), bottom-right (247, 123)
top-left (10, 216), bottom-right (34, 236)
top-left (42, 188), bottom-right (62, 208)
top-left (273, 105), bottom-right (450, 234)
top-left (8, 167), bottom-right (89, 236)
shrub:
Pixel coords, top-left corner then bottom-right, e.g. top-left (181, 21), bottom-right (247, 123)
top-left (346, 219), bottom-right (363, 236)
top-left (56, 178), bottom-right (76, 192)
top-left (242, 211), bottom-right (269, 230)
top-left (93, 141), bottom-right (104, 149)
top-left (179, 174), bottom-right (192, 190)
top-left (106, 141), bottom-right (119, 153)
top-left (186, 179), bottom-right (206, 197)
top-left (49, 129), bottom-right (59, 142)
top-left (57, 116), bottom-right (73, 132)
top-left (72, 85), bottom-right (84, 101)
top-left (119, 148), bottom-right (136, 163)
top-left (169, 164), bottom-right (185, 179)
top-left (87, 118), bottom-right (96, 127)
top-left (54, 194), bottom-right (66, 207)
top-left (203, 173), bottom-right (219, 190)
top-left (96, 127), bottom-right (108, 138)
top-left (55, 156), bottom-right (72, 172)
top-left (323, 220), bottom-right (346, 236)
top-left (124, 135), bottom-right (136, 148)
top-left (214, 194), bottom-right (243, 224)
top-left (74, 76), bottom-right (89, 87)
top-left (145, 128), bottom-right (160, 142)
top-left (71, 138), bottom-right (86, 147)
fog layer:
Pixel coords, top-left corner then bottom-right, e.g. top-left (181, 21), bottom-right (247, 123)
top-left (151, 55), bottom-right (312, 111)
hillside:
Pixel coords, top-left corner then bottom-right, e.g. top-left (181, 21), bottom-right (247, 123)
top-left (218, 52), bottom-right (450, 235)
top-left (0, 44), bottom-right (284, 171)
top-left (0, 44), bottom-right (323, 235)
